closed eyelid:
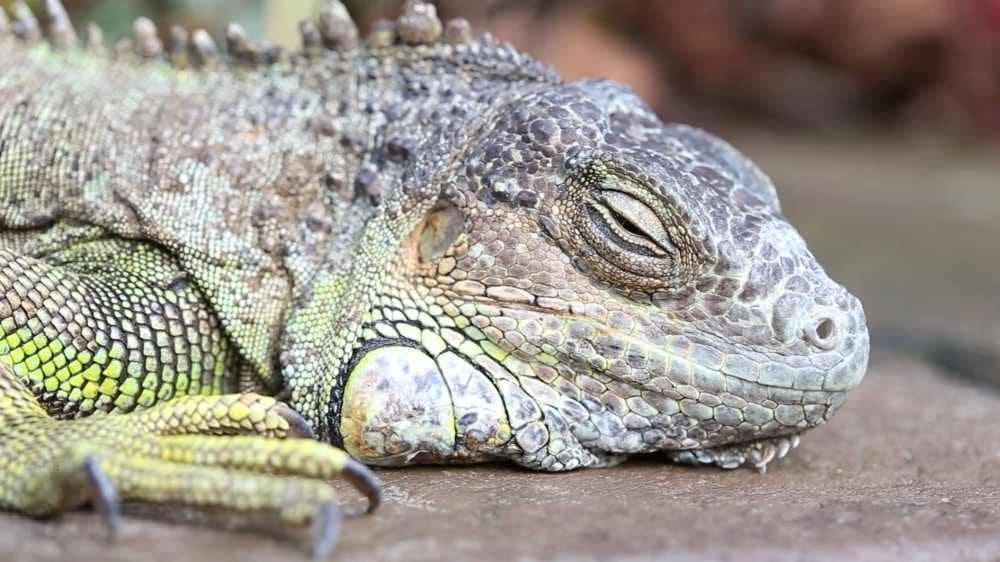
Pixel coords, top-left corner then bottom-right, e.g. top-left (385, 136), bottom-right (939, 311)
top-left (588, 201), bottom-right (667, 258)
top-left (598, 190), bottom-right (676, 255)
top-left (555, 156), bottom-right (704, 291)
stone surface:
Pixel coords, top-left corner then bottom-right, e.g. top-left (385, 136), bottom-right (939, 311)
top-left (0, 353), bottom-right (997, 562)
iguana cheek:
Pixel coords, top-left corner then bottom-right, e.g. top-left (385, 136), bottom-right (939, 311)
top-left (340, 346), bottom-right (455, 465)
top-left (339, 345), bottom-right (512, 465)
top-left (435, 350), bottom-right (513, 455)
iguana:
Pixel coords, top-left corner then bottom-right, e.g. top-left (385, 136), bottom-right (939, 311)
top-left (0, 0), bottom-right (870, 557)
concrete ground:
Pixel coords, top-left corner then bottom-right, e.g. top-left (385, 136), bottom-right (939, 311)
top-left (1, 137), bottom-right (998, 562)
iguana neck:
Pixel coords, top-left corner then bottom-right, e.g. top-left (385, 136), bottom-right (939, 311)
top-left (274, 42), bottom-right (563, 436)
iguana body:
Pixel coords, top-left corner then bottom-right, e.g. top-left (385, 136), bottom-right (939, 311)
top-left (0, 0), bottom-right (870, 555)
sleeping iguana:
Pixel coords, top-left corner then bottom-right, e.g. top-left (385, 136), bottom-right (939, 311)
top-left (0, 0), bottom-right (870, 556)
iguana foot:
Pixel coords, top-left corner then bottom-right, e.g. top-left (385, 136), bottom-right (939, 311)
top-left (0, 370), bottom-right (379, 559)
top-left (666, 434), bottom-right (802, 473)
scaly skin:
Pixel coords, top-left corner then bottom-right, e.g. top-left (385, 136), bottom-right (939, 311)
top-left (0, 0), bottom-right (870, 556)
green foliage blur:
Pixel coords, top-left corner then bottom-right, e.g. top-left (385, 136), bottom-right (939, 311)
top-left (0, 0), bottom-right (321, 46)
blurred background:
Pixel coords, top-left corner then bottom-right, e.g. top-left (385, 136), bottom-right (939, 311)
top-left (3, 0), bottom-right (999, 381)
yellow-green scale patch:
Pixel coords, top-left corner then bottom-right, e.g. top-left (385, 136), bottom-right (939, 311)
top-left (0, 239), bottom-right (251, 419)
top-left (0, 315), bottom-right (234, 416)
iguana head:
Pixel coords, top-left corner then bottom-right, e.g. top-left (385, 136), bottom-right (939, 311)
top-left (341, 63), bottom-right (869, 470)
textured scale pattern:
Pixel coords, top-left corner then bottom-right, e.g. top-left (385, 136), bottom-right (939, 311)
top-left (0, 0), bottom-right (869, 556)
top-left (0, 245), bottom-right (237, 418)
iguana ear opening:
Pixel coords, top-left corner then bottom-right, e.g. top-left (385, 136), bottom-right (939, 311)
top-left (416, 200), bottom-right (465, 265)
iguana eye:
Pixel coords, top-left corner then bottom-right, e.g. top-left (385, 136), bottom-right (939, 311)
top-left (590, 190), bottom-right (676, 258)
top-left (577, 187), bottom-right (673, 282)
top-left (555, 156), bottom-right (705, 291)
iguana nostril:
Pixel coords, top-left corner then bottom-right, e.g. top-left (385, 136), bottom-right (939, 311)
top-left (806, 316), bottom-right (839, 350)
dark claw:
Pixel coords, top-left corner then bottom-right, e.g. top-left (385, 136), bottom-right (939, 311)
top-left (342, 458), bottom-right (382, 514)
top-left (311, 501), bottom-right (342, 560)
top-left (82, 455), bottom-right (121, 540)
top-left (273, 402), bottom-right (316, 439)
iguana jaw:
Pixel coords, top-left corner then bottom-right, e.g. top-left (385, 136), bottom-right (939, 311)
top-left (337, 283), bottom-right (867, 469)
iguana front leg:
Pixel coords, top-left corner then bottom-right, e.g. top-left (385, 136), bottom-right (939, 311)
top-left (0, 248), bottom-right (379, 557)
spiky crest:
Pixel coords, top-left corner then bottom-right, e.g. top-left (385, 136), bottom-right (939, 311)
top-left (0, 0), bottom-right (481, 71)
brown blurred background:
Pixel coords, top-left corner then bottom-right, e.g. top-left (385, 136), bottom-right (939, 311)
top-left (3, 0), bottom-right (1000, 368)
top-left (5, 0), bottom-right (1000, 139)
top-left (442, 0), bottom-right (1000, 140)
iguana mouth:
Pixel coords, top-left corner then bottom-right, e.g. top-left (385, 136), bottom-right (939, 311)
top-left (554, 314), bottom-right (868, 393)
top-left (476, 293), bottom-right (869, 391)
top-left (477, 300), bottom-right (867, 440)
